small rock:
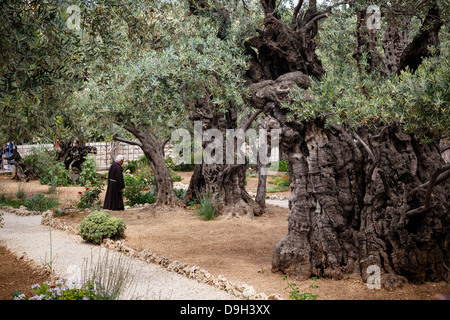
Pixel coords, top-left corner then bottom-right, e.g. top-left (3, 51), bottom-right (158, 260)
top-left (268, 293), bottom-right (283, 300)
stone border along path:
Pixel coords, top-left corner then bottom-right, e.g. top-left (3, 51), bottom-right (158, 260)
top-left (0, 206), bottom-right (283, 300)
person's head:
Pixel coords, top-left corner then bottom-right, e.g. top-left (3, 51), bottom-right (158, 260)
top-left (115, 154), bottom-right (125, 165)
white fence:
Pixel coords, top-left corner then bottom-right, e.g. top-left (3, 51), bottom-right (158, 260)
top-left (1, 142), bottom-right (145, 170)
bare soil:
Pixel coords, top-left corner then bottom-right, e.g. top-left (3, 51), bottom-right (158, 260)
top-left (1, 172), bottom-right (449, 300)
top-left (0, 245), bottom-right (52, 300)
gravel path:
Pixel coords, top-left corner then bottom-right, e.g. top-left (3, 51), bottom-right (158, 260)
top-left (265, 200), bottom-right (289, 208)
top-left (0, 211), bottom-right (237, 300)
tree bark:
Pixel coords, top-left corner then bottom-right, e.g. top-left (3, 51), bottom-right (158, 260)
top-left (271, 121), bottom-right (449, 286)
top-left (245, 1), bottom-right (449, 286)
top-left (396, 1), bottom-right (442, 74)
top-left (352, 8), bottom-right (384, 76)
top-left (114, 124), bottom-right (182, 207)
top-left (56, 140), bottom-right (97, 173)
top-left (186, 95), bottom-right (264, 218)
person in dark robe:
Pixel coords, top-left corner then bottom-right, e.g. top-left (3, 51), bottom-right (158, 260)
top-left (103, 155), bottom-right (125, 210)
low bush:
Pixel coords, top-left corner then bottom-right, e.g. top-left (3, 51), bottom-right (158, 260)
top-left (123, 160), bottom-right (139, 174)
top-left (80, 211), bottom-right (126, 245)
top-left (77, 185), bottom-right (104, 209)
top-left (123, 169), bottom-right (155, 206)
top-left (24, 193), bottom-right (59, 212)
top-left (23, 148), bottom-right (71, 186)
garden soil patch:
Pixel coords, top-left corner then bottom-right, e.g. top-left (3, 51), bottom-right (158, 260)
top-left (1, 173), bottom-right (449, 300)
top-left (0, 245), bottom-right (52, 300)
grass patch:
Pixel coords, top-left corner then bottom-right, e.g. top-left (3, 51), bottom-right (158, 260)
top-left (198, 191), bottom-right (218, 221)
top-left (0, 194), bottom-right (24, 208)
top-left (266, 185), bottom-right (289, 193)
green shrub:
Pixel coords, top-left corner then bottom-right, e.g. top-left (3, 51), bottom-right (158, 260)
top-left (171, 170), bottom-right (182, 182)
top-left (0, 194), bottom-right (24, 209)
top-left (77, 185), bottom-right (104, 209)
top-left (23, 148), bottom-right (71, 186)
top-left (80, 211), bottom-right (126, 245)
top-left (24, 193), bottom-right (59, 212)
top-left (76, 159), bottom-right (106, 209)
top-left (123, 169), bottom-right (155, 206)
top-left (268, 160), bottom-right (289, 172)
top-left (123, 160), bottom-right (139, 174)
top-left (125, 188), bottom-right (157, 206)
top-left (78, 157), bottom-right (106, 186)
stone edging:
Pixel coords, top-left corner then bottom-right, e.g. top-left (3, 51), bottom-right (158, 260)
top-left (37, 210), bottom-right (283, 300)
top-left (0, 205), bottom-right (42, 216)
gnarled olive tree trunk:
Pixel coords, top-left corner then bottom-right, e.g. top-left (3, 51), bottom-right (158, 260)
top-left (113, 123), bottom-right (182, 207)
top-left (270, 119), bottom-right (449, 286)
top-left (245, 0), bottom-right (449, 286)
top-left (185, 95), bottom-right (264, 218)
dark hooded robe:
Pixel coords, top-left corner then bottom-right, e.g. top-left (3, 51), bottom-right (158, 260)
top-left (103, 161), bottom-right (125, 210)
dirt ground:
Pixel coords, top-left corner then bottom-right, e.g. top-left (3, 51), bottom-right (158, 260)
top-left (1, 172), bottom-right (449, 300)
top-left (0, 245), bottom-right (52, 300)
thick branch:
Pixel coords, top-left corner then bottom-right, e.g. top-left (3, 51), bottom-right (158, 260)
top-left (396, 1), bottom-right (442, 74)
top-left (238, 109), bottom-right (263, 131)
top-left (291, 0), bottom-right (304, 29)
top-left (440, 144), bottom-right (450, 153)
top-left (407, 164), bottom-right (450, 217)
top-left (412, 164), bottom-right (450, 192)
top-left (112, 134), bottom-right (143, 147)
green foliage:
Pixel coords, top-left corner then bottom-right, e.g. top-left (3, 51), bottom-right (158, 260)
top-left (266, 185), bottom-right (290, 193)
top-left (269, 174), bottom-right (290, 187)
top-left (282, 10), bottom-right (449, 141)
top-left (23, 193), bottom-right (59, 212)
top-left (77, 185), bottom-right (104, 210)
top-left (269, 160), bottom-right (289, 172)
top-left (78, 157), bottom-right (106, 186)
top-left (72, 0), bottom-right (253, 151)
top-left (125, 187), bottom-right (157, 206)
top-left (77, 158), bottom-right (106, 209)
top-left (14, 250), bottom-right (136, 300)
top-left (123, 160), bottom-right (139, 174)
top-left (386, 34), bottom-right (450, 140)
top-left (282, 275), bottom-right (320, 300)
top-left (0, 194), bottom-right (24, 209)
top-left (174, 188), bottom-right (187, 200)
top-left (80, 211), bottom-right (126, 245)
top-left (123, 168), bottom-right (156, 206)
top-left (23, 147), bottom-right (71, 186)
top-left (198, 191), bottom-right (218, 221)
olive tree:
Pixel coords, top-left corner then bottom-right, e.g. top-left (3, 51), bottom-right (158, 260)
top-left (245, 0), bottom-right (449, 287)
